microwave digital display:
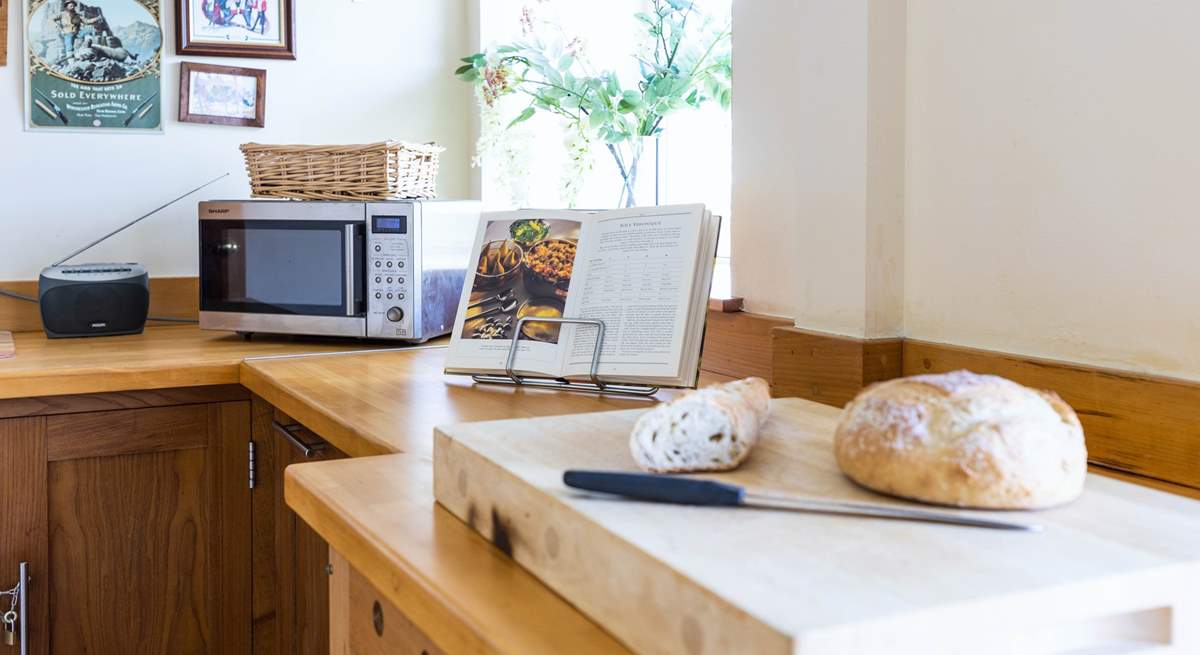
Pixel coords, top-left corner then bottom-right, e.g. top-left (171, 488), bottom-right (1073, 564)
top-left (372, 215), bottom-right (407, 234)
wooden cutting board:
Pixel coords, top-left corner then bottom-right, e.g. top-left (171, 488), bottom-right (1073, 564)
top-left (434, 398), bottom-right (1200, 655)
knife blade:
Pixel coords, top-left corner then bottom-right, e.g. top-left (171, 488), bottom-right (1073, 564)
top-left (562, 470), bottom-right (1042, 532)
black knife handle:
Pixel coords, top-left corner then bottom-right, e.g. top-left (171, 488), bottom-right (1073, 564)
top-left (563, 470), bottom-right (745, 506)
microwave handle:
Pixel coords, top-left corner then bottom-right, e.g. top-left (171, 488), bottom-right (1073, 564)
top-left (345, 224), bottom-right (356, 316)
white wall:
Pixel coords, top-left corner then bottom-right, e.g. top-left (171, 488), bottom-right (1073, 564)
top-left (0, 0), bottom-right (472, 279)
top-left (906, 1), bottom-right (1200, 381)
top-left (732, 0), bottom-right (904, 333)
top-left (729, 0), bottom-right (802, 318)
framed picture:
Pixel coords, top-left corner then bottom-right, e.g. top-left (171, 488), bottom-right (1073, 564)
top-left (175, 0), bottom-right (294, 59)
top-left (24, 0), bottom-right (164, 132)
top-left (179, 61), bottom-right (264, 127)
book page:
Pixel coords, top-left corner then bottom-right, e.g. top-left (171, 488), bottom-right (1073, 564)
top-left (561, 205), bottom-right (705, 379)
top-left (443, 212), bottom-right (583, 376)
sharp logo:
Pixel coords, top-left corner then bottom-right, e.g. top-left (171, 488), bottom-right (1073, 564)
top-left (91, 322), bottom-right (108, 329)
top-left (207, 208), bottom-right (231, 214)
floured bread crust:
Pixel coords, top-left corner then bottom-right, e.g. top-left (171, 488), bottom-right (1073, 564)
top-left (834, 370), bottom-right (1087, 509)
top-left (630, 377), bottom-right (771, 473)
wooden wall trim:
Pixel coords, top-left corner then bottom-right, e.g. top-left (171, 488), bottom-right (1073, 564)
top-left (1090, 465), bottom-right (1200, 501)
top-left (905, 339), bottom-right (1200, 493)
top-left (771, 328), bottom-right (1200, 493)
top-left (770, 327), bottom-right (901, 406)
top-left (0, 276), bottom-right (199, 334)
top-left (700, 310), bottom-right (791, 381)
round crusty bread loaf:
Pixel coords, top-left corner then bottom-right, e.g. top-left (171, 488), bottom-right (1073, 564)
top-left (630, 377), bottom-right (771, 473)
top-left (833, 370), bottom-right (1086, 509)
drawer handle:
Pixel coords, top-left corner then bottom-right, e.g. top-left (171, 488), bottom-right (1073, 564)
top-left (272, 421), bottom-right (328, 458)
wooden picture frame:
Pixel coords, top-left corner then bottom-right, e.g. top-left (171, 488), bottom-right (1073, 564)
top-left (179, 62), bottom-right (266, 127)
top-left (175, 0), bottom-right (295, 60)
top-left (1, 0), bottom-right (8, 67)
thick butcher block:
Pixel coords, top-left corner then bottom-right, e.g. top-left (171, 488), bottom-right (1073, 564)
top-left (432, 398), bottom-right (1200, 655)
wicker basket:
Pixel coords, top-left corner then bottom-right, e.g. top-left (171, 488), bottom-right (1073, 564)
top-left (240, 141), bottom-right (443, 201)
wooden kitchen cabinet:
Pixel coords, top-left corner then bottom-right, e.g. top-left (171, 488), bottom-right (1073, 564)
top-left (251, 395), bottom-right (347, 655)
top-left (0, 389), bottom-right (349, 655)
top-left (0, 387), bottom-right (253, 655)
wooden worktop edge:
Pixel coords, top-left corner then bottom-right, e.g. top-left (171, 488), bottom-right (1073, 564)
top-left (238, 362), bottom-right (395, 458)
top-left (0, 362), bottom-right (242, 401)
top-left (283, 462), bottom-right (492, 654)
top-left (283, 457), bottom-right (631, 655)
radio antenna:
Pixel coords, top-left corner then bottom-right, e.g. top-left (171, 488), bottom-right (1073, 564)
top-left (53, 172), bottom-right (231, 266)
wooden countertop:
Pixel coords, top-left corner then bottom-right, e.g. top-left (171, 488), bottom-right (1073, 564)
top-left (6, 323), bottom-right (1196, 652)
top-left (0, 326), bottom-right (379, 400)
top-left (0, 323), bottom-right (735, 653)
top-left (240, 347), bottom-right (702, 458)
top-left (252, 350), bottom-right (729, 654)
top-left (287, 454), bottom-right (630, 655)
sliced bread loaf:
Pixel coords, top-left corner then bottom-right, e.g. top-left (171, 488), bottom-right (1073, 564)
top-left (630, 377), bottom-right (771, 473)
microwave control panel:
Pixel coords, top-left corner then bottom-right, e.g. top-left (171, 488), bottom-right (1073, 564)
top-left (366, 213), bottom-right (413, 338)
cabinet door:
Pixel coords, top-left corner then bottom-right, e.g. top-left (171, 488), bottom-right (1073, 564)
top-left (0, 417), bottom-right (48, 655)
top-left (44, 401), bottom-right (252, 654)
top-left (251, 397), bottom-right (346, 655)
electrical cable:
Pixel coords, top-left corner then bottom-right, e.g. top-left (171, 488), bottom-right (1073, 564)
top-left (0, 288), bottom-right (199, 324)
top-left (145, 316), bottom-right (200, 324)
top-left (0, 288), bottom-right (37, 303)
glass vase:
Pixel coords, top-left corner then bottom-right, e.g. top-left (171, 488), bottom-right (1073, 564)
top-left (607, 136), bottom-right (660, 208)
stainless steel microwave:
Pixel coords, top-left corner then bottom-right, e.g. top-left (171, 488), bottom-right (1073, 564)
top-left (199, 199), bottom-right (479, 342)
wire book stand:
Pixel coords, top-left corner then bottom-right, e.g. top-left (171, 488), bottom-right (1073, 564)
top-left (471, 317), bottom-right (661, 397)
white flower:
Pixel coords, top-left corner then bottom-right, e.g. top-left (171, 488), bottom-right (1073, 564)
top-left (474, 89), bottom-right (533, 208)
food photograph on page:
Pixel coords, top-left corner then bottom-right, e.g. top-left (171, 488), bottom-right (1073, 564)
top-left (461, 218), bottom-right (580, 344)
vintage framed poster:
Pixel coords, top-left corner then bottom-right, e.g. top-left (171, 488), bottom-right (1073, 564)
top-left (2, 0), bottom-right (9, 67)
top-left (175, 0), bottom-right (294, 60)
top-left (24, 0), bottom-right (163, 132)
top-left (179, 61), bottom-right (264, 127)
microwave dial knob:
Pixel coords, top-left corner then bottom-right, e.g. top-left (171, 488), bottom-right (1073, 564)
top-left (386, 307), bottom-right (404, 323)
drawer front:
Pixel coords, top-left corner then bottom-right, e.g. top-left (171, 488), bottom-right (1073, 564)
top-left (348, 566), bottom-right (444, 655)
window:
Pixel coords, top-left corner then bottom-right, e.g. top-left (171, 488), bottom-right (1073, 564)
top-left (474, 0), bottom-right (732, 297)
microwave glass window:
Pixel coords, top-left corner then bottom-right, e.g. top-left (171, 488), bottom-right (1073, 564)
top-left (201, 220), bottom-right (359, 316)
top-left (372, 215), bottom-right (407, 234)
top-left (242, 229), bottom-right (343, 305)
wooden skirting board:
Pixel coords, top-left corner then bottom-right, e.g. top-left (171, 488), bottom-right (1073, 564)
top-left (771, 327), bottom-right (902, 406)
top-left (700, 310), bottom-right (791, 381)
top-left (773, 327), bottom-right (1200, 493)
top-left (0, 277), bottom-right (199, 333)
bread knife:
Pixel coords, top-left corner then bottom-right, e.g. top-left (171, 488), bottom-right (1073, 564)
top-left (562, 470), bottom-right (1042, 531)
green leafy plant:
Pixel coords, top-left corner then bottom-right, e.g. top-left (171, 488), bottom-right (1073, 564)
top-left (456, 0), bottom-right (731, 207)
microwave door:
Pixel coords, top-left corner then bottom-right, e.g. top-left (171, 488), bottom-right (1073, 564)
top-left (200, 219), bottom-right (365, 337)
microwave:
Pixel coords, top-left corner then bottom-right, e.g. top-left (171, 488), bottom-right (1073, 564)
top-left (199, 199), bottom-right (480, 341)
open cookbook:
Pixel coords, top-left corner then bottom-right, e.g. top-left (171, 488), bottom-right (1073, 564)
top-left (444, 204), bottom-right (720, 388)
